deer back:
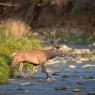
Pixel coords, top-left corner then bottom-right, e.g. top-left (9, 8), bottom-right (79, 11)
top-left (12, 49), bottom-right (48, 65)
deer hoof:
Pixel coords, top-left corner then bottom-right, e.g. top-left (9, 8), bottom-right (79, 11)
top-left (46, 77), bottom-right (56, 82)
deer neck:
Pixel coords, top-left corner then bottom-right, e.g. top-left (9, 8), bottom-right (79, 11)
top-left (44, 49), bottom-right (56, 60)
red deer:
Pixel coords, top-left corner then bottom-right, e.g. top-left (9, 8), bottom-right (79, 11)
top-left (11, 45), bottom-right (63, 80)
top-left (11, 30), bottom-right (63, 80)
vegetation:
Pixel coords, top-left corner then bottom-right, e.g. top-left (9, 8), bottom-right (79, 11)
top-left (0, 59), bottom-right (10, 84)
top-left (43, 29), bottom-right (95, 44)
top-left (56, 32), bottom-right (95, 44)
top-left (0, 20), bottom-right (42, 82)
top-left (0, 0), bottom-right (95, 28)
top-left (0, 19), bottom-right (41, 56)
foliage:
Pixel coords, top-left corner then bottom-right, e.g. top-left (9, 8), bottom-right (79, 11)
top-left (0, 53), bottom-right (11, 65)
top-left (0, 20), bottom-right (41, 57)
top-left (0, 20), bottom-right (42, 77)
top-left (0, 37), bottom-right (41, 57)
top-left (0, 19), bottom-right (31, 38)
top-left (56, 32), bottom-right (95, 44)
top-left (71, 2), bottom-right (81, 13)
top-left (31, 0), bottom-right (41, 5)
top-left (0, 59), bottom-right (10, 84)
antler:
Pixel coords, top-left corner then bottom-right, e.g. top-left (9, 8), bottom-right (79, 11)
top-left (40, 28), bottom-right (59, 49)
top-left (50, 29), bottom-right (59, 49)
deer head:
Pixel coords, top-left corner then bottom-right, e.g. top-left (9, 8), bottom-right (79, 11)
top-left (42, 28), bottom-right (63, 57)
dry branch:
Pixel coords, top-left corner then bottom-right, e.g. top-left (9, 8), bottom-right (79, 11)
top-left (0, 2), bottom-right (19, 7)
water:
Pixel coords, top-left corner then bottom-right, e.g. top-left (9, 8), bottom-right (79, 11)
top-left (0, 61), bottom-right (95, 95)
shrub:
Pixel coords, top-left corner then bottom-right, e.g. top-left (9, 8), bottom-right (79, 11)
top-left (0, 37), bottom-right (41, 57)
top-left (56, 32), bottom-right (95, 44)
top-left (71, 2), bottom-right (81, 13)
top-left (0, 53), bottom-right (11, 65)
top-left (0, 19), bottom-right (41, 57)
top-left (0, 19), bottom-right (42, 77)
top-left (31, 0), bottom-right (41, 7)
top-left (0, 59), bottom-right (10, 84)
top-left (0, 19), bottom-right (31, 39)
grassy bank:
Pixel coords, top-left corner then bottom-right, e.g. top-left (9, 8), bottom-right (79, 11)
top-left (0, 19), bottom-right (41, 84)
top-left (56, 32), bottom-right (95, 44)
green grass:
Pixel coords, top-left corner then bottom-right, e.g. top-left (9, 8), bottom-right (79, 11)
top-left (0, 20), bottom-right (42, 81)
top-left (0, 35), bottom-right (41, 79)
top-left (56, 32), bottom-right (95, 44)
top-left (0, 59), bottom-right (10, 84)
top-left (0, 20), bottom-right (42, 57)
top-left (0, 37), bottom-right (41, 57)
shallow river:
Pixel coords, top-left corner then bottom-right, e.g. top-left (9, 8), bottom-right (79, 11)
top-left (0, 60), bottom-right (95, 95)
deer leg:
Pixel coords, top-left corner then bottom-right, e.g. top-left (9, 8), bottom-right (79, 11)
top-left (41, 64), bottom-right (50, 79)
top-left (28, 65), bottom-right (37, 78)
top-left (18, 63), bottom-right (25, 78)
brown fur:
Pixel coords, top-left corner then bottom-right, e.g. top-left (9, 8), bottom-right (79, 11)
top-left (11, 48), bottom-right (62, 79)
